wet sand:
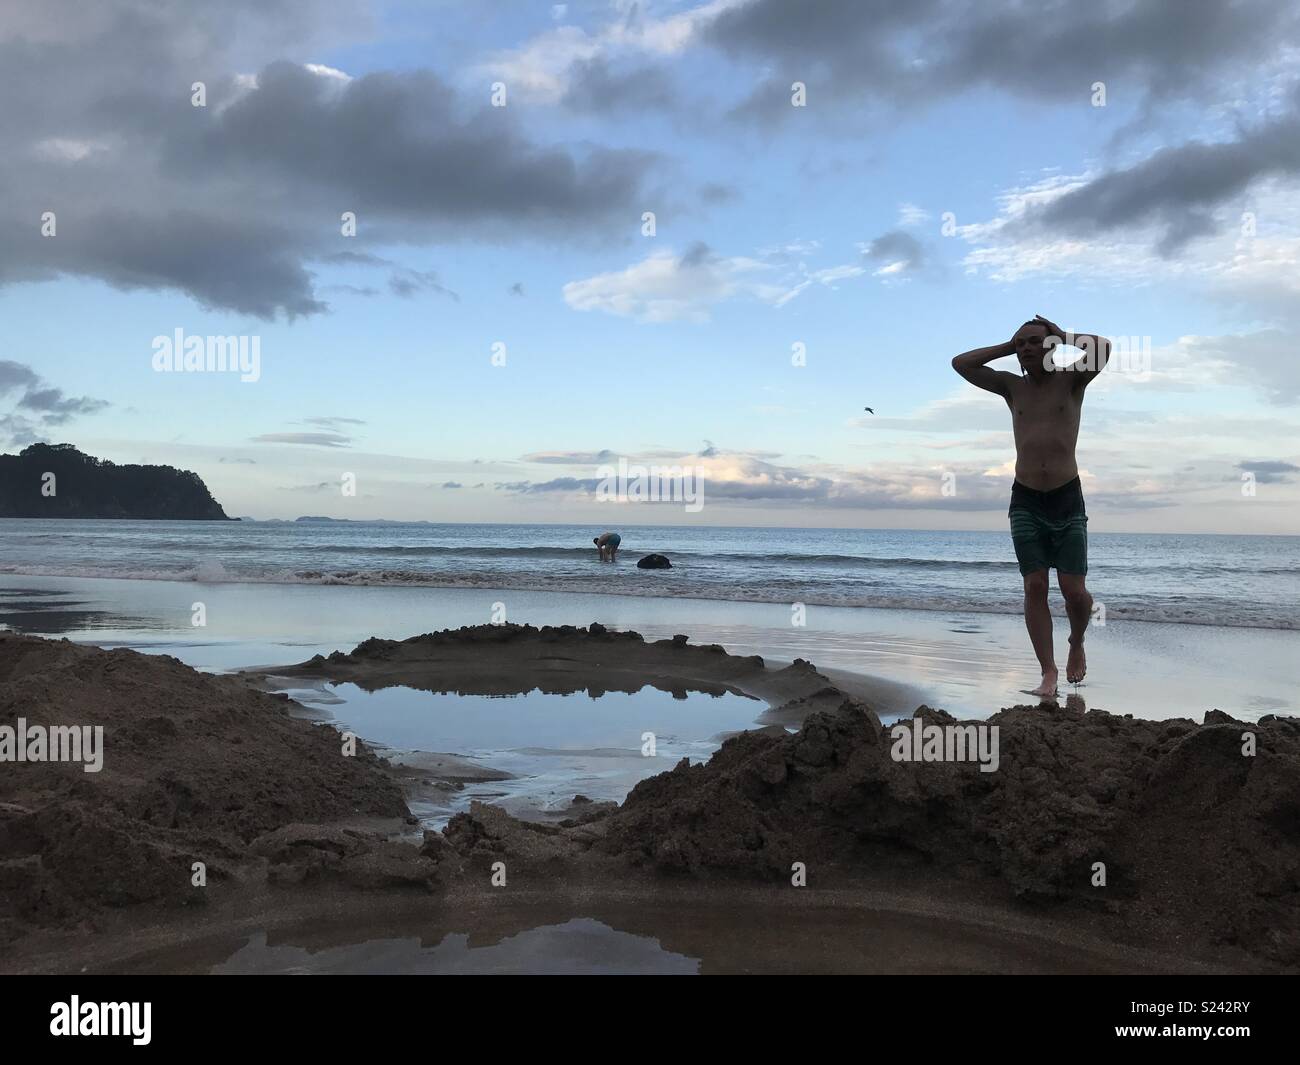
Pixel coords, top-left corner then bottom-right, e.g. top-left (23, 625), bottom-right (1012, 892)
top-left (3, 573), bottom-right (1296, 722)
top-left (14, 881), bottom-right (1238, 976)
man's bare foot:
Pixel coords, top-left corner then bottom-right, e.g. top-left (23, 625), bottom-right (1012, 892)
top-left (1028, 669), bottom-right (1058, 698)
top-left (1066, 638), bottom-right (1086, 684)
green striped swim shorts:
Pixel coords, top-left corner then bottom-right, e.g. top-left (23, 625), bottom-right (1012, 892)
top-left (1008, 477), bottom-right (1088, 576)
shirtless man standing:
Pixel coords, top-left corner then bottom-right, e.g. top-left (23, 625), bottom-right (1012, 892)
top-left (952, 315), bottom-right (1110, 697)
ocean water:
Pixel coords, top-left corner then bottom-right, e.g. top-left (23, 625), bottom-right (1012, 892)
top-left (0, 518), bottom-right (1296, 630)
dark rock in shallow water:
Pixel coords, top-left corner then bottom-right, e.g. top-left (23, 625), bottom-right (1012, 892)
top-left (637, 554), bottom-right (672, 569)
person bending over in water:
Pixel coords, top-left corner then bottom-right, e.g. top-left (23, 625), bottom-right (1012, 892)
top-left (593, 530), bottom-right (621, 562)
top-left (952, 315), bottom-right (1110, 698)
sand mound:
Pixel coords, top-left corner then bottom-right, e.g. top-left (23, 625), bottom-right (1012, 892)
top-left (0, 633), bottom-right (406, 942)
top-left (556, 700), bottom-right (1299, 964)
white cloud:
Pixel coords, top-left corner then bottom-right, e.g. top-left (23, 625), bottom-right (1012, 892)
top-left (759, 239), bottom-right (822, 258)
top-left (303, 62), bottom-right (352, 83)
top-left (32, 137), bottom-right (110, 162)
top-left (1156, 331), bottom-right (1298, 404)
top-left (564, 241), bottom-right (874, 321)
top-left (480, 0), bottom-right (745, 102)
top-left (562, 246), bottom-right (776, 322)
top-left (772, 263), bottom-right (866, 307)
top-left (960, 173), bottom-right (1300, 316)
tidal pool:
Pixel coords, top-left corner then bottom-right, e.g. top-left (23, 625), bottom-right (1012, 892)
top-left (282, 682), bottom-right (768, 826)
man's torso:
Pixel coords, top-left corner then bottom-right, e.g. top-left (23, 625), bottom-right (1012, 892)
top-left (1004, 371), bottom-right (1084, 491)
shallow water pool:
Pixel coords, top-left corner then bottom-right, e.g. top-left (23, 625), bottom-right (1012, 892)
top-left (284, 682), bottom-right (767, 826)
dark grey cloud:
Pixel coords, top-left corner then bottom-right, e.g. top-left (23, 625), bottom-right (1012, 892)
top-left (0, 4), bottom-right (660, 318)
top-left (0, 0), bottom-right (369, 139)
top-left (705, 0), bottom-right (1300, 121)
top-left (252, 432), bottom-right (352, 447)
top-left (562, 57), bottom-right (677, 113)
top-left (303, 416), bottom-right (365, 429)
top-left (11, 209), bottom-right (328, 319)
top-left (0, 414), bottom-right (43, 447)
top-left (441, 481), bottom-right (463, 489)
top-left (679, 241), bottom-right (715, 268)
top-left (1237, 460), bottom-right (1299, 484)
top-left (388, 268), bottom-right (459, 301)
top-left (1027, 94), bottom-right (1300, 253)
top-left (496, 477), bottom-right (594, 493)
top-left (521, 449), bottom-right (619, 464)
top-left (0, 361), bottom-right (41, 393)
top-left (317, 251), bottom-right (392, 267)
top-left (16, 387), bottom-right (109, 423)
top-left (862, 230), bottom-right (925, 274)
top-left (319, 251), bottom-right (459, 300)
top-left (0, 359), bottom-right (108, 445)
top-left (182, 61), bottom-right (656, 229)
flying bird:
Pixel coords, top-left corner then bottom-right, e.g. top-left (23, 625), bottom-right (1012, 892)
top-left (863, 407), bottom-right (875, 414)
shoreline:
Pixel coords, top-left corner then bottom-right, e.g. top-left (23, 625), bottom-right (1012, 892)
top-left (1, 564), bottom-right (1294, 631)
top-left (3, 624), bottom-right (1296, 974)
top-left (2, 572), bottom-right (1297, 724)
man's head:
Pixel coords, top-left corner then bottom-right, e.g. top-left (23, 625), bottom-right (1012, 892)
top-left (593, 537), bottom-right (600, 545)
top-left (1013, 320), bottom-right (1057, 376)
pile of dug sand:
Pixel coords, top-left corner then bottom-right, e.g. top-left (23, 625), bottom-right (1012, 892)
top-left (562, 701), bottom-right (1300, 966)
top-left (0, 633), bottom-right (407, 944)
top-left (3, 625), bottom-right (1297, 973)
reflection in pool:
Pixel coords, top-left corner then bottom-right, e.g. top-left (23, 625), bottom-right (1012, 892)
top-left (213, 919), bottom-right (699, 975)
top-left (282, 682), bottom-right (768, 827)
top-left (117, 894), bottom-right (1154, 975)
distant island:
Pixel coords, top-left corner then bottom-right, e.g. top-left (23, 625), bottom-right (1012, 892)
top-left (0, 443), bottom-right (230, 520)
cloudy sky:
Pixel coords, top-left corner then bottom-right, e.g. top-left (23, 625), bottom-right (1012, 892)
top-left (2, 0), bottom-right (1299, 531)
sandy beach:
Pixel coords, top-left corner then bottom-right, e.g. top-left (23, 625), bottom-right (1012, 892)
top-left (3, 622), bottom-right (1295, 975)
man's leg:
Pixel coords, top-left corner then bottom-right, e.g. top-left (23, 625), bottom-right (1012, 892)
top-left (1023, 569), bottom-right (1057, 696)
top-left (1058, 572), bottom-right (1092, 683)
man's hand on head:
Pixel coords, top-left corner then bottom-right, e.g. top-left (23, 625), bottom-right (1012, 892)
top-left (1033, 314), bottom-right (1067, 348)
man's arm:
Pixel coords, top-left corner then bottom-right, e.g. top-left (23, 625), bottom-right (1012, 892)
top-left (1034, 315), bottom-right (1110, 388)
top-left (951, 339), bottom-right (1018, 397)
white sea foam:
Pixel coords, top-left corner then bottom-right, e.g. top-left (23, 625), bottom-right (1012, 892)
top-left (0, 560), bottom-right (1293, 629)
